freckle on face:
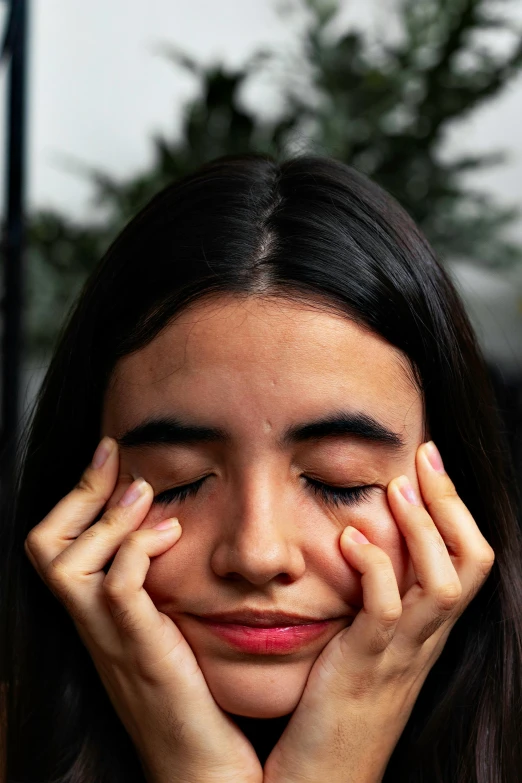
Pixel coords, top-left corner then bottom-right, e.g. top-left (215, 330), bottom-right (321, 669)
top-left (101, 294), bottom-right (424, 718)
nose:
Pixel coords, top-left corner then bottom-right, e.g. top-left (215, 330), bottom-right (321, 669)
top-left (209, 472), bottom-right (306, 585)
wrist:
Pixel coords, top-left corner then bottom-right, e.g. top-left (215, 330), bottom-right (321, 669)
top-left (264, 713), bottom-right (398, 783)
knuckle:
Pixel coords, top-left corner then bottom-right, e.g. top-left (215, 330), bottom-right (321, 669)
top-left (478, 546), bottom-right (496, 573)
top-left (470, 553), bottom-right (495, 595)
top-left (45, 557), bottom-right (70, 587)
top-left (24, 529), bottom-right (44, 557)
top-left (98, 506), bottom-right (126, 529)
top-left (371, 550), bottom-right (394, 570)
top-left (75, 469), bottom-right (113, 505)
top-left (433, 581), bottom-right (462, 611)
top-left (124, 530), bottom-right (146, 546)
top-left (117, 532), bottom-right (146, 556)
top-left (110, 607), bottom-right (140, 635)
top-left (44, 561), bottom-right (79, 611)
top-left (103, 536), bottom-right (145, 597)
top-left (103, 573), bottom-right (128, 599)
top-left (369, 622), bottom-right (396, 654)
top-left (82, 525), bottom-right (100, 540)
top-left (425, 483), bottom-right (458, 513)
top-left (102, 576), bottom-right (127, 604)
top-left (379, 603), bottom-right (403, 624)
top-left (75, 471), bottom-right (99, 496)
top-left (372, 556), bottom-right (398, 583)
top-left (417, 613), bottom-right (448, 644)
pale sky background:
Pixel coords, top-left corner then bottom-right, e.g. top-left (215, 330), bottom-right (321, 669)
top-left (0, 0), bottom-right (521, 390)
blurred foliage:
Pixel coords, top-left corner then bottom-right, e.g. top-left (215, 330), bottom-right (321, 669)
top-left (21, 0), bottom-right (522, 356)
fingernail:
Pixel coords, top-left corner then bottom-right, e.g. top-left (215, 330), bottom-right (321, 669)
top-left (153, 518), bottom-right (180, 531)
top-left (425, 441), bottom-right (445, 473)
top-left (344, 526), bottom-right (370, 545)
top-left (118, 479), bottom-right (148, 507)
top-left (91, 437), bottom-right (114, 469)
top-left (396, 476), bottom-right (421, 505)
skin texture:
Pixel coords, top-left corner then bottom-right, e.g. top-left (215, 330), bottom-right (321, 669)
top-left (25, 292), bottom-right (495, 781)
top-left (101, 294), bottom-right (423, 720)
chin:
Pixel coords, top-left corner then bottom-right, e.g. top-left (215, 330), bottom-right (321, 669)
top-left (199, 655), bottom-right (314, 718)
top-left (215, 691), bottom-right (298, 718)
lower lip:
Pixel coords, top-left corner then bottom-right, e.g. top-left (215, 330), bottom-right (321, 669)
top-left (198, 619), bottom-right (335, 653)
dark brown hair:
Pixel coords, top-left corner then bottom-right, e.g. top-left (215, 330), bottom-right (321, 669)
top-left (1, 153), bottom-right (521, 782)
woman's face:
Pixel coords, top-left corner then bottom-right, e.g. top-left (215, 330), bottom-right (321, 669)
top-left (101, 294), bottom-right (423, 718)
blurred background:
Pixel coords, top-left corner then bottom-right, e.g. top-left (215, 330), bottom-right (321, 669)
top-left (0, 0), bottom-right (521, 487)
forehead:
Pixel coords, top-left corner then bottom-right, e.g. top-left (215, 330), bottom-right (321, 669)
top-left (103, 295), bottom-right (422, 436)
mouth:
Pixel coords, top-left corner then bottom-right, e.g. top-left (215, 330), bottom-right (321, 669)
top-left (195, 610), bottom-right (347, 627)
top-left (192, 611), bottom-right (351, 654)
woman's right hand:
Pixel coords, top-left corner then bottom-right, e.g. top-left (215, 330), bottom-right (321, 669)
top-left (23, 436), bottom-right (263, 783)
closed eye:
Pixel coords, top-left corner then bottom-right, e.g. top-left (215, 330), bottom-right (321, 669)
top-left (304, 477), bottom-right (377, 508)
top-left (153, 476), bottom-right (208, 505)
top-left (152, 475), bottom-right (377, 508)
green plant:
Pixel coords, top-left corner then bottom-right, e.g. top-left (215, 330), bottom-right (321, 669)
top-left (24, 0), bottom-right (522, 356)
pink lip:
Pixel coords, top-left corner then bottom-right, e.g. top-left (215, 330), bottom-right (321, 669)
top-left (198, 618), bottom-right (340, 654)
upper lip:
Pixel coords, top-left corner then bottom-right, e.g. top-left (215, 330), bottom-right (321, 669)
top-left (195, 610), bottom-right (344, 627)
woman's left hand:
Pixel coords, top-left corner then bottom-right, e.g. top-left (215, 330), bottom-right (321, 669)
top-left (263, 441), bottom-right (496, 783)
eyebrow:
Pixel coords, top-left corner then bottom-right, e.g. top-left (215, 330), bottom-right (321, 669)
top-left (116, 410), bottom-right (407, 451)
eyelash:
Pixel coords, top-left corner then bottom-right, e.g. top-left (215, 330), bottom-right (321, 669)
top-left (152, 476), bottom-right (376, 509)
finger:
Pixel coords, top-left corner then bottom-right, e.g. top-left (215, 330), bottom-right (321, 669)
top-left (339, 528), bottom-right (402, 657)
top-left (103, 522), bottom-right (185, 668)
top-left (386, 473), bottom-right (464, 646)
top-left (67, 520), bottom-right (180, 657)
top-left (416, 441), bottom-right (495, 597)
top-left (386, 474), bottom-right (462, 604)
top-left (54, 478), bottom-right (156, 576)
top-left (24, 436), bottom-right (120, 573)
top-left (37, 480), bottom-right (152, 634)
top-left (40, 482), bottom-right (173, 653)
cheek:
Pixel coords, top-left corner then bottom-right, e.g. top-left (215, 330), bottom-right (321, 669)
top-left (139, 505), bottom-right (228, 611)
top-left (139, 492), bottom-right (418, 608)
top-left (142, 534), bottom-right (203, 611)
top-left (338, 492), bottom-right (415, 600)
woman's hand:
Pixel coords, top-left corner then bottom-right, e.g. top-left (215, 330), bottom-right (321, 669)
top-left (23, 437), bottom-right (263, 783)
top-left (263, 441), bottom-right (496, 783)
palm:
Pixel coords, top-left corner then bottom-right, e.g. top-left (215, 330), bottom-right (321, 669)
top-left (154, 613), bottom-right (264, 783)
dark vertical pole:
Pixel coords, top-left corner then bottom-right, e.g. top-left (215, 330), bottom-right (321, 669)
top-left (0, 0), bottom-right (28, 489)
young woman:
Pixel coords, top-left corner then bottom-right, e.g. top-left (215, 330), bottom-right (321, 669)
top-left (1, 153), bottom-right (521, 783)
